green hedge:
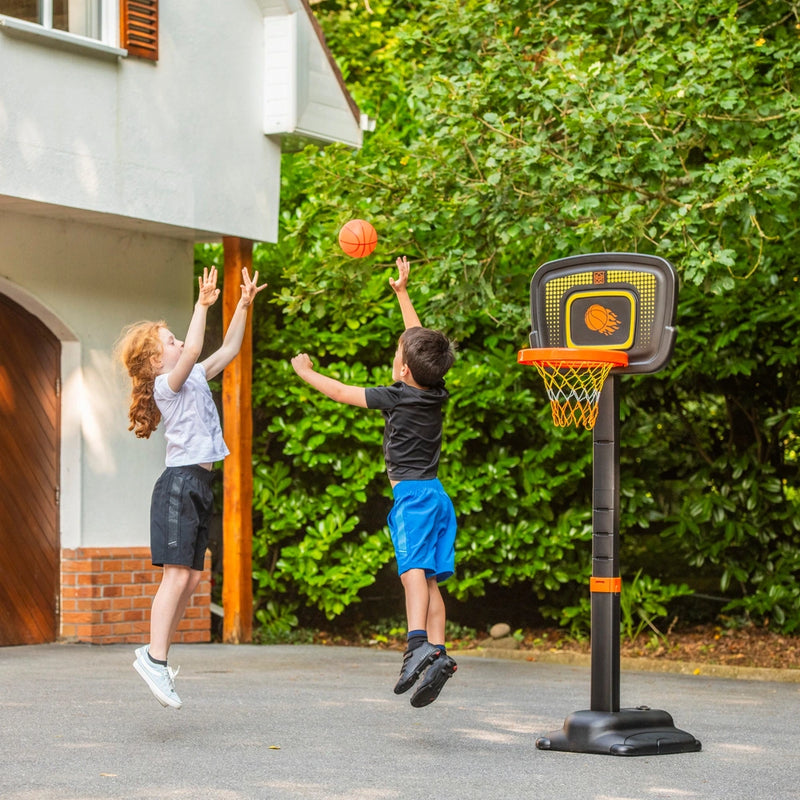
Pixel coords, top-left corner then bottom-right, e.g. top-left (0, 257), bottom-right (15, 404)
top-left (199, 0), bottom-right (800, 637)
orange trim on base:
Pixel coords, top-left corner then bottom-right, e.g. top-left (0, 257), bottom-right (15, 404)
top-left (590, 576), bottom-right (622, 593)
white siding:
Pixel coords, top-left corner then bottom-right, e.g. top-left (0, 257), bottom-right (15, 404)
top-left (263, 14), bottom-right (298, 135)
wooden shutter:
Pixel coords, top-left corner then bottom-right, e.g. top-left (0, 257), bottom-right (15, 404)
top-left (120, 0), bottom-right (158, 61)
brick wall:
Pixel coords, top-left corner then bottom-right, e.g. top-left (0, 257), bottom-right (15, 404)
top-left (60, 547), bottom-right (211, 645)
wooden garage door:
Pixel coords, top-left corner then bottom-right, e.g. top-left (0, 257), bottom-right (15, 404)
top-left (0, 293), bottom-right (60, 645)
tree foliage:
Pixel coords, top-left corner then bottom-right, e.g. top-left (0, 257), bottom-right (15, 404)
top-left (215, 0), bottom-right (800, 636)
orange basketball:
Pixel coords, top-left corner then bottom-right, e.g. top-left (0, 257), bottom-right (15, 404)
top-left (584, 304), bottom-right (609, 332)
top-left (338, 219), bottom-right (378, 258)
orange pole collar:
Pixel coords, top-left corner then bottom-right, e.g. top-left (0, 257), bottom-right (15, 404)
top-left (590, 577), bottom-right (622, 593)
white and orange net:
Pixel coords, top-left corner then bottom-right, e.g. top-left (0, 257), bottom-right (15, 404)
top-left (517, 348), bottom-right (629, 430)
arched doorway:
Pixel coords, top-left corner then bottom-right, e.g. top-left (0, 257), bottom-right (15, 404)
top-left (0, 293), bottom-right (61, 645)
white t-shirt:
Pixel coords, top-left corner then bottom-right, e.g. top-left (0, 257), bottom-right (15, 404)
top-left (154, 363), bottom-right (229, 467)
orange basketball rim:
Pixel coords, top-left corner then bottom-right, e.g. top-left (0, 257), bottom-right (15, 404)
top-left (517, 347), bottom-right (628, 430)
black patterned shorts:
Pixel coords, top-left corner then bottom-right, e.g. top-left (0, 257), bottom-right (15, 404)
top-left (150, 465), bottom-right (215, 570)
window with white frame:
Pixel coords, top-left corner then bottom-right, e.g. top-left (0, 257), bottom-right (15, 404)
top-left (0, 0), bottom-right (157, 59)
top-left (0, 0), bottom-right (103, 41)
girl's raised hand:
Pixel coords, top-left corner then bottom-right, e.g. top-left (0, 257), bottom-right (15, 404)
top-left (241, 268), bottom-right (268, 306)
top-left (197, 266), bottom-right (220, 307)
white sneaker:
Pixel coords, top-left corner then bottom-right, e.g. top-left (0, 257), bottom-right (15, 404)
top-left (133, 646), bottom-right (182, 709)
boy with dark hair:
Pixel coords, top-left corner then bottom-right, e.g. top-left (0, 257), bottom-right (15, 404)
top-left (291, 256), bottom-right (458, 707)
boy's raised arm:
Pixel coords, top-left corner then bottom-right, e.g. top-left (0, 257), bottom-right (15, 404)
top-left (389, 256), bottom-right (422, 330)
top-left (291, 353), bottom-right (368, 408)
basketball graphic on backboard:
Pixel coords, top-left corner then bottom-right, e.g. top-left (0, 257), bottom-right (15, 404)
top-left (584, 304), bottom-right (620, 336)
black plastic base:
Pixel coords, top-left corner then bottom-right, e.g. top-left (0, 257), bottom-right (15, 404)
top-left (535, 707), bottom-right (702, 756)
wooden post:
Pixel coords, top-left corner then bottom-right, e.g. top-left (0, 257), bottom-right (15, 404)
top-left (221, 237), bottom-right (254, 643)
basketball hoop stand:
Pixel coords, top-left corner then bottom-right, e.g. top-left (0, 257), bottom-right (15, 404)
top-left (520, 252), bottom-right (700, 756)
top-left (534, 375), bottom-right (701, 756)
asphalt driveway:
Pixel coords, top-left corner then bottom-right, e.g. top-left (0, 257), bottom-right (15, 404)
top-left (0, 643), bottom-right (797, 800)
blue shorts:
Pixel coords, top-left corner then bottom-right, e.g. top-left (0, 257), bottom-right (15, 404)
top-left (387, 479), bottom-right (456, 582)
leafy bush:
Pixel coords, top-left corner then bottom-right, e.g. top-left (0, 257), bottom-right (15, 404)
top-left (558, 570), bottom-right (693, 641)
top-left (206, 0), bottom-right (800, 637)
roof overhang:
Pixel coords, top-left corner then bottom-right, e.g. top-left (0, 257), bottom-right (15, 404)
top-left (259, 0), bottom-right (367, 150)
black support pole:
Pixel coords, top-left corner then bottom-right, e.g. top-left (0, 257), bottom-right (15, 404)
top-left (535, 373), bottom-right (701, 756)
top-left (590, 375), bottom-right (621, 712)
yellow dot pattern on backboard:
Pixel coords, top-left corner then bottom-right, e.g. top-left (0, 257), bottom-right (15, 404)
top-left (544, 273), bottom-right (593, 344)
top-left (544, 270), bottom-right (656, 349)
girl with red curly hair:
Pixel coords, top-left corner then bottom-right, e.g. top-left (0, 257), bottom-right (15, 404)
top-left (116, 265), bottom-right (266, 708)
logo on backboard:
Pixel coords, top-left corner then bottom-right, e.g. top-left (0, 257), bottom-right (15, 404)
top-left (565, 289), bottom-right (636, 349)
top-left (584, 304), bottom-right (621, 336)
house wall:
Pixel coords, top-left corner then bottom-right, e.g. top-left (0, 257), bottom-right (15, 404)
top-left (0, 0), bottom-right (281, 242)
top-left (0, 210), bottom-right (215, 644)
top-left (0, 209), bottom-right (192, 550)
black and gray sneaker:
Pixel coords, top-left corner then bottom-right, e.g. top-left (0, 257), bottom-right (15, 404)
top-left (410, 654), bottom-right (457, 708)
top-left (393, 642), bottom-right (440, 694)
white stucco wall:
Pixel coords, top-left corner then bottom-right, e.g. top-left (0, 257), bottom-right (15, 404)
top-left (0, 210), bottom-right (195, 548)
top-left (0, 1), bottom-right (282, 242)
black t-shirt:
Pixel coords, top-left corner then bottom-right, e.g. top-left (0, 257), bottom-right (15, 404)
top-left (364, 381), bottom-right (449, 482)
